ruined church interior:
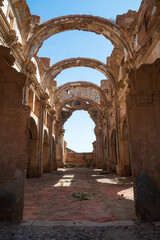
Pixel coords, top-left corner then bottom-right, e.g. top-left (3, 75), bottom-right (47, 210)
top-left (0, 0), bottom-right (160, 239)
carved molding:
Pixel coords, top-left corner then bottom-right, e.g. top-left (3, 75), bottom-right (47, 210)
top-left (6, 30), bottom-right (18, 47)
top-left (11, 0), bottom-right (31, 41)
top-left (25, 77), bottom-right (33, 87)
top-left (22, 58), bottom-right (36, 75)
top-left (135, 91), bottom-right (153, 104)
top-left (0, 0), bottom-right (4, 7)
top-left (117, 79), bottom-right (125, 90)
top-left (94, 127), bottom-right (102, 135)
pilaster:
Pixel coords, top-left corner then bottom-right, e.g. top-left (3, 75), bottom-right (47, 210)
top-left (126, 59), bottom-right (160, 221)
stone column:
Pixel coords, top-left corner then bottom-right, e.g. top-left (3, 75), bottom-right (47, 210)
top-left (56, 128), bottom-right (65, 168)
top-left (104, 119), bottom-right (110, 171)
top-left (115, 99), bottom-right (121, 173)
top-left (23, 77), bottom-right (32, 106)
top-left (126, 59), bottom-right (160, 221)
top-left (0, 46), bottom-right (29, 222)
top-left (61, 129), bottom-right (65, 165)
top-left (48, 110), bottom-right (56, 172)
top-left (27, 139), bottom-right (38, 178)
top-left (36, 98), bottom-right (45, 177)
top-left (92, 141), bottom-right (96, 167)
top-left (95, 127), bottom-right (104, 168)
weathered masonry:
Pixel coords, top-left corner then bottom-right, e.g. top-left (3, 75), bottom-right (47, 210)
top-left (0, 0), bottom-right (160, 222)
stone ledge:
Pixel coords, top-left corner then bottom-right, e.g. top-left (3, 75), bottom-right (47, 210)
top-left (21, 220), bottom-right (135, 227)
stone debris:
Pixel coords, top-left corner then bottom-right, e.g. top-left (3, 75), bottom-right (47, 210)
top-left (0, 223), bottom-right (160, 240)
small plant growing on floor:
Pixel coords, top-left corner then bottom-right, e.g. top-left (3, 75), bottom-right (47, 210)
top-left (100, 171), bottom-right (109, 175)
top-left (70, 178), bottom-right (75, 182)
top-left (80, 192), bottom-right (89, 201)
top-left (72, 192), bottom-right (78, 199)
top-left (72, 192), bottom-right (89, 201)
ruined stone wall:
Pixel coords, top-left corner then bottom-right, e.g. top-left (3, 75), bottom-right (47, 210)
top-left (64, 152), bottom-right (94, 167)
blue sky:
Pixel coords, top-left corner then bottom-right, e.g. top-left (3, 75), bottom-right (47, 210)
top-left (26, 0), bottom-right (141, 152)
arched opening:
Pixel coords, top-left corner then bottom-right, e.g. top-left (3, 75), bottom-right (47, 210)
top-left (55, 67), bottom-right (107, 87)
top-left (25, 15), bottom-right (132, 61)
top-left (43, 129), bottom-right (49, 173)
top-left (109, 129), bottom-right (117, 172)
top-left (63, 110), bottom-right (96, 167)
top-left (42, 57), bottom-right (115, 90)
top-left (38, 31), bottom-right (113, 65)
top-left (121, 118), bottom-right (131, 176)
top-left (27, 117), bottom-right (38, 178)
top-left (64, 110), bottom-right (96, 152)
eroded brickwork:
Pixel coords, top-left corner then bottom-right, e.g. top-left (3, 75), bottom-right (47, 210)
top-left (0, 0), bottom-right (160, 222)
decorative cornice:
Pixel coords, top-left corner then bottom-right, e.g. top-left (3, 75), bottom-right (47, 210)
top-left (22, 58), bottom-right (36, 75)
top-left (94, 126), bottom-right (102, 135)
top-left (6, 29), bottom-right (18, 47)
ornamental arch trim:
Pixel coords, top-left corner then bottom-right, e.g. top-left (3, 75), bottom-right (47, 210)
top-left (42, 57), bottom-right (116, 89)
top-left (53, 81), bottom-right (109, 107)
top-left (24, 15), bottom-right (132, 59)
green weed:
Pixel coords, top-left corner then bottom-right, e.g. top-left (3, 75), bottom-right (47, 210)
top-left (72, 192), bottom-right (89, 201)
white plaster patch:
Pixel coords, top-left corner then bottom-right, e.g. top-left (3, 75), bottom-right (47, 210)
top-left (152, 6), bottom-right (157, 15)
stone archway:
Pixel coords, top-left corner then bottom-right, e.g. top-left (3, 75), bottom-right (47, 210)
top-left (121, 118), bottom-right (131, 176)
top-left (55, 94), bottom-right (105, 168)
top-left (43, 130), bottom-right (49, 173)
top-left (24, 15), bottom-right (132, 60)
top-left (109, 129), bottom-right (117, 172)
top-left (42, 58), bottom-right (116, 89)
top-left (53, 81), bottom-right (108, 109)
top-left (27, 117), bottom-right (38, 178)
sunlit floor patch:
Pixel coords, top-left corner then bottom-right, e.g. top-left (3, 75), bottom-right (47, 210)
top-left (62, 174), bottom-right (75, 178)
top-left (96, 178), bottom-right (120, 184)
top-left (117, 187), bottom-right (134, 200)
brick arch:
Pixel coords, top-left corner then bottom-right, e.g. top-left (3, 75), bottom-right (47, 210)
top-left (57, 97), bottom-right (102, 117)
top-left (24, 15), bottom-right (132, 59)
top-left (52, 81), bottom-right (108, 104)
top-left (42, 57), bottom-right (116, 89)
top-left (57, 98), bottom-right (101, 129)
top-left (51, 81), bottom-right (108, 115)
